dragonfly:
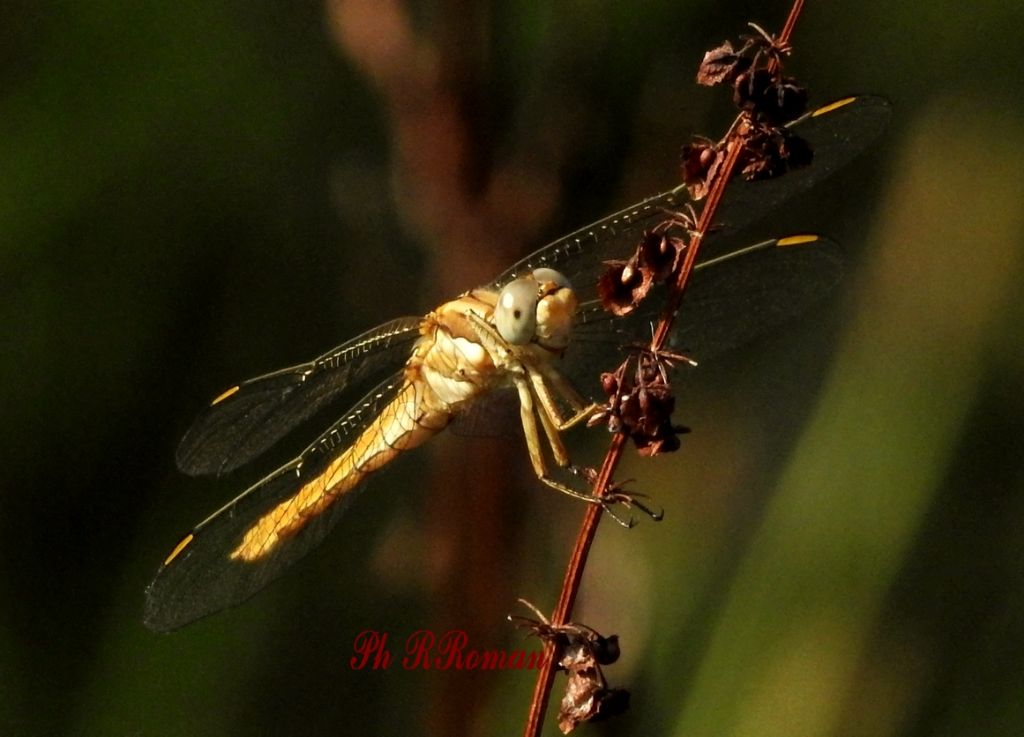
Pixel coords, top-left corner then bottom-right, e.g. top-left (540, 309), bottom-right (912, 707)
top-left (145, 95), bottom-right (890, 632)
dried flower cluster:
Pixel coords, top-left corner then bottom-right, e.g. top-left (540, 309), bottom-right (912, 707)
top-left (591, 226), bottom-right (695, 455)
top-left (596, 215), bottom-right (691, 317)
top-left (512, 606), bottom-right (628, 733)
top-left (683, 25), bottom-right (813, 198)
top-left (528, 11), bottom-right (821, 733)
top-left (589, 349), bottom-right (692, 457)
top-left (592, 23), bottom-right (814, 459)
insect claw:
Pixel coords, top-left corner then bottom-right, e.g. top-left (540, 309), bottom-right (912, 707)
top-left (599, 500), bottom-right (634, 528)
top-left (603, 488), bottom-right (664, 523)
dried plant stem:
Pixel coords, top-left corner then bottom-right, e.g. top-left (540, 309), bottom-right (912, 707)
top-left (777, 0), bottom-right (805, 55)
top-left (522, 433), bottom-right (626, 735)
top-left (522, 2), bottom-right (806, 734)
top-left (652, 137), bottom-right (744, 351)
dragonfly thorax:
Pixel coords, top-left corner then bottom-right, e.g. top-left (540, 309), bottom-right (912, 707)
top-left (406, 291), bottom-right (512, 413)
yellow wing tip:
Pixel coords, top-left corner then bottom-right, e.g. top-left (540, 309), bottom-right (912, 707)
top-left (777, 234), bottom-right (820, 247)
top-left (163, 533), bottom-right (195, 566)
top-left (812, 96), bottom-right (858, 117)
top-left (211, 385), bottom-right (240, 406)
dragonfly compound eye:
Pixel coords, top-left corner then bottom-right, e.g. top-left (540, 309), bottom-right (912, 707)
top-left (495, 277), bottom-right (540, 345)
top-left (533, 268), bottom-right (576, 351)
top-left (530, 268), bottom-right (571, 292)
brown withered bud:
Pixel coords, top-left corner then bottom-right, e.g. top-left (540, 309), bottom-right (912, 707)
top-left (597, 258), bottom-right (653, 316)
top-left (637, 230), bottom-right (686, 282)
top-left (554, 629), bottom-right (620, 669)
top-left (508, 604), bottom-right (630, 734)
top-left (591, 633), bottom-right (620, 666)
top-left (590, 687), bottom-right (630, 722)
top-left (738, 134), bottom-right (782, 180)
top-left (633, 420), bottom-right (686, 457)
top-left (733, 69), bottom-right (808, 125)
top-left (681, 140), bottom-right (723, 200)
top-left (636, 383), bottom-right (673, 435)
top-left (556, 635), bottom-right (629, 732)
top-left (632, 383), bottom-right (684, 457)
top-left (591, 361), bottom-right (632, 433)
top-left (624, 351), bottom-right (694, 455)
top-left (592, 403), bottom-right (623, 439)
top-left (616, 388), bottom-right (643, 435)
top-left (696, 41), bottom-right (751, 86)
top-left (591, 351), bottom-right (691, 455)
top-left (559, 673), bottom-right (630, 733)
top-left (613, 383), bottom-right (681, 456)
top-left (739, 125), bottom-right (813, 181)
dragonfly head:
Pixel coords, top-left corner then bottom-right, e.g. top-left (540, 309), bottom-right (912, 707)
top-left (495, 268), bottom-right (577, 351)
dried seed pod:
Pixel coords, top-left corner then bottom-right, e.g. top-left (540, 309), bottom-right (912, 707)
top-left (508, 604), bottom-right (630, 733)
top-left (637, 230), bottom-right (686, 283)
top-left (734, 69), bottom-right (808, 124)
top-left (681, 140), bottom-right (724, 200)
top-left (597, 258), bottom-right (653, 316)
top-left (739, 125), bottom-right (813, 181)
top-left (696, 41), bottom-right (751, 86)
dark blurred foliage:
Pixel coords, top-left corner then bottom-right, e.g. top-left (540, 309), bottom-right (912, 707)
top-left (2, 1), bottom-right (1023, 736)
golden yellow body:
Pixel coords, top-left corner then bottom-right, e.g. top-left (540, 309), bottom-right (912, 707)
top-left (230, 284), bottom-right (582, 562)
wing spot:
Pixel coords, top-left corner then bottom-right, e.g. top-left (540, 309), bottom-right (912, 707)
top-left (210, 386), bottom-right (240, 406)
top-left (163, 533), bottom-right (194, 566)
top-left (812, 96), bottom-right (857, 117)
top-left (777, 234), bottom-right (819, 247)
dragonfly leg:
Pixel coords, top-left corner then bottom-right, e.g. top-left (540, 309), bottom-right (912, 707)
top-left (542, 363), bottom-right (590, 411)
top-left (513, 375), bottom-right (606, 506)
top-left (529, 374), bottom-right (573, 468)
top-left (515, 376), bottom-right (643, 526)
top-left (527, 371), bottom-right (602, 471)
top-left (559, 403), bottom-right (602, 431)
top-left (528, 368), bottom-right (598, 431)
top-left (462, 309), bottom-right (631, 519)
top-left (533, 363), bottom-right (602, 431)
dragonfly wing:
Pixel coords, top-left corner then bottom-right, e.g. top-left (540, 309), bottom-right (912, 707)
top-left (488, 187), bottom-right (689, 301)
top-left (177, 316), bottom-right (423, 476)
top-left (559, 235), bottom-right (843, 397)
top-left (147, 372), bottom-right (410, 632)
top-left (486, 96), bottom-right (888, 301)
top-left (712, 95), bottom-right (892, 237)
top-left (447, 386), bottom-right (520, 438)
top-left (665, 237), bottom-right (843, 360)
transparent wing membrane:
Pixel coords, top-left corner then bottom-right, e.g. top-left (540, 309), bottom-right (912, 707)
top-left (488, 96), bottom-right (889, 302)
top-left (710, 96), bottom-right (891, 239)
top-left (561, 236), bottom-right (843, 396)
top-left (176, 316), bottom-right (423, 476)
top-left (146, 372), bottom-right (417, 632)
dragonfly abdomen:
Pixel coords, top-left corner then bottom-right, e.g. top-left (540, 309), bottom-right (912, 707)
top-left (229, 380), bottom-right (450, 562)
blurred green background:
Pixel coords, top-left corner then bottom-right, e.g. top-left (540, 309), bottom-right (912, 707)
top-left (2, 1), bottom-right (1023, 735)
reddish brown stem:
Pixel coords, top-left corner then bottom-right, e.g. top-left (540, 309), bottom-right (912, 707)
top-left (777, 0), bottom-right (805, 52)
top-left (522, 433), bottom-right (626, 734)
top-left (521, 2), bottom-right (806, 734)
